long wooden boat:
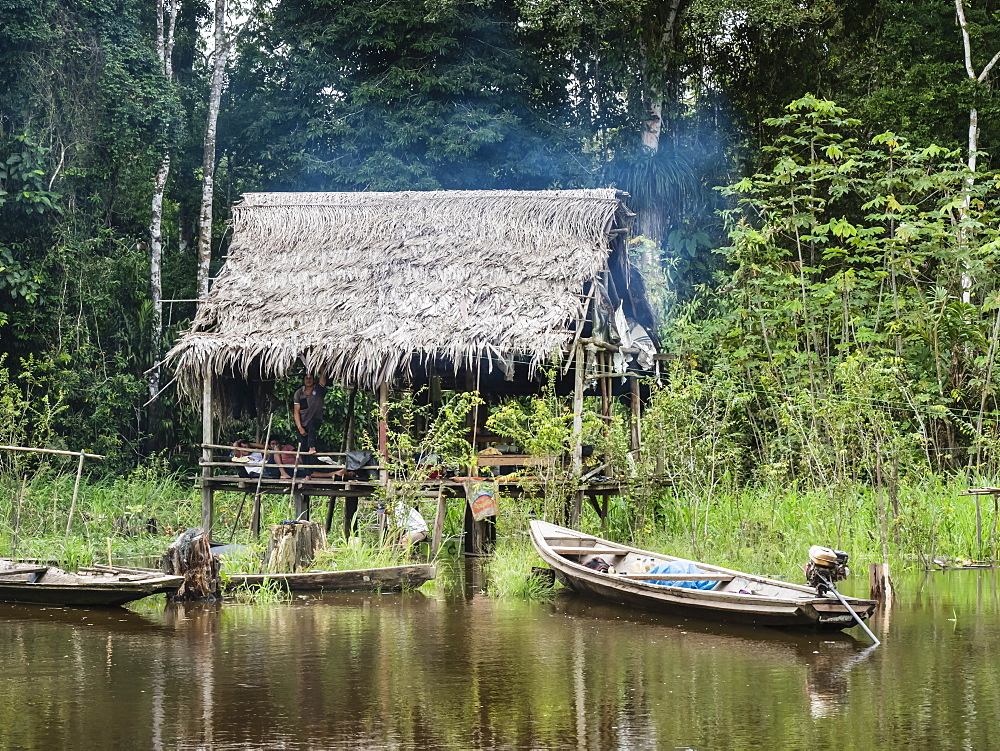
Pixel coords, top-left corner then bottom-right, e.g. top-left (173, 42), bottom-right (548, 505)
top-left (222, 563), bottom-right (436, 592)
top-left (530, 520), bottom-right (877, 630)
top-left (0, 560), bottom-right (184, 607)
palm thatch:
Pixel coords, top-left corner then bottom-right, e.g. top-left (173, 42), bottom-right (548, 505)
top-left (167, 189), bottom-right (637, 395)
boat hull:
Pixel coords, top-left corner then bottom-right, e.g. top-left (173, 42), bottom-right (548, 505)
top-left (223, 563), bottom-right (436, 592)
top-left (531, 521), bottom-right (875, 630)
top-left (0, 578), bottom-right (184, 607)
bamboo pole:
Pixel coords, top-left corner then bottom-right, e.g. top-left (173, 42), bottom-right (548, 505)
top-left (64, 452), bottom-right (86, 536)
top-left (0, 445), bottom-right (104, 459)
top-left (246, 414), bottom-right (273, 539)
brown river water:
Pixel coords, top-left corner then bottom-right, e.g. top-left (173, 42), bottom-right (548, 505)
top-left (1, 563), bottom-right (998, 750)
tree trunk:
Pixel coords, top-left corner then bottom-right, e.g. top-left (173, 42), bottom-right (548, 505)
top-left (148, 0), bottom-right (179, 417)
top-left (633, 0), bottom-right (688, 256)
top-left (197, 0), bottom-right (230, 300)
top-left (954, 0), bottom-right (1000, 302)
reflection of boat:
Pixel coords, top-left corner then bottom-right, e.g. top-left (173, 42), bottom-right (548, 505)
top-left (0, 600), bottom-right (165, 631)
top-left (551, 594), bottom-right (875, 718)
top-left (530, 520), bottom-right (876, 630)
top-left (0, 560), bottom-right (184, 607)
top-left (222, 563), bottom-right (436, 592)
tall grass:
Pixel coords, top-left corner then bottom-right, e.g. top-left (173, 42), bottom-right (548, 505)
top-left (588, 473), bottom-right (990, 579)
top-left (484, 533), bottom-right (556, 601)
top-left (2, 446), bottom-right (993, 588)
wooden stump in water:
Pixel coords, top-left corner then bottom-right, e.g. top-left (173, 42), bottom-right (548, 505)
top-left (265, 521), bottom-right (327, 573)
top-left (869, 562), bottom-right (894, 602)
top-left (161, 527), bottom-right (221, 601)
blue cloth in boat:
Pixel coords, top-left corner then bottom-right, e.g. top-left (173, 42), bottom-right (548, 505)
top-left (644, 561), bottom-right (717, 590)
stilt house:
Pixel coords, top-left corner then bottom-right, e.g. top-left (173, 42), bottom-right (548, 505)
top-left (166, 189), bottom-right (660, 546)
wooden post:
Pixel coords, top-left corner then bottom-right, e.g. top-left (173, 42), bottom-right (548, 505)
top-left (629, 375), bottom-right (642, 456)
top-left (343, 496), bottom-right (359, 539)
top-left (571, 343), bottom-right (585, 527)
top-left (378, 382), bottom-right (389, 485)
top-left (293, 490), bottom-right (309, 521)
top-left (201, 372), bottom-right (214, 536)
top-left (343, 388), bottom-right (357, 452)
top-left (250, 496), bottom-right (261, 538)
top-left (463, 495), bottom-right (479, 555)
top-left (324, 496), bottom-right (337, 534)
top-left (431, 485), bottom-right (447, 557)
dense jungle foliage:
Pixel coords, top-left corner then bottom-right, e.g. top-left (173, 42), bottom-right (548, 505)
top-left (3, 0), bottom-right (1000, 563)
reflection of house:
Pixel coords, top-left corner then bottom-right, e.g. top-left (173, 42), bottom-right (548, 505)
top-left (167, 189), bottom-right (661, 546)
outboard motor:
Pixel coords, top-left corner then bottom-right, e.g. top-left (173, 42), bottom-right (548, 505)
top-left (804, 545), bottom-right (850, 595)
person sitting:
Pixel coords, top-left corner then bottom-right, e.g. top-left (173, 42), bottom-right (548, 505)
top-left (267, 436), bottom-right (310, 479)
top-left (231, 438), bottom-right (267, 479)
top-left (393, 502), bottom-right (429, 548)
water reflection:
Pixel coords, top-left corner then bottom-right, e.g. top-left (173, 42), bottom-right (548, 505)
top-left (0, 567), bottom-right (998, 749)
top-left (550, 595), bottom-right (875, 720)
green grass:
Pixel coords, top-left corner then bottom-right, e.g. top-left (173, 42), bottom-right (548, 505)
top-left (484, 532), bottom-right (557, 601)
top-left (221, 575), bottom-right (293, 603)
top-left (2, 461), bottom-right (996, 599)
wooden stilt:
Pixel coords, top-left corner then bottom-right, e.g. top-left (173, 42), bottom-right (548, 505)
top-left (571, 343), bottom-right (584, 478)
top-left (343, 496), bottom-right (359, 539)
top-left (463, 495), bottom-right (478, 555)
top-left (201, 371), bottom-right (214, 536)
top-left (571, 343), bottom-right (585, 528)
top-left (324, 496), bottom-right (337, 534)
top-left (378, 382), bottom-right (389, 485)
top-left (629, 375), bottom-right (641, 456)
top-left (431, 486), bottom-right (446, 557)
top-left (293, 491), bottom-right (309, 521)
top-left (251, 495), bottom-right (261, 538)
top-left (343, 388), bottom-right (357, 452)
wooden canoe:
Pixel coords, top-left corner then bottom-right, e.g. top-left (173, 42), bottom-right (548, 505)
top-left (529, 520), bottom-right (877, 630)
top-left (222, 563), bottom-right (436, 592)
top-left (0, 560), bottom-right (183, 607)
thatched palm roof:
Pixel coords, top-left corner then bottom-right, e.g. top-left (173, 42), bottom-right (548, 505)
top-left (168, 189), bottom-right (637, 393)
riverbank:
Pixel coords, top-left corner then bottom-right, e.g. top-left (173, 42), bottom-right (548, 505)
top-left (2, 465), bottom-right (993, 586)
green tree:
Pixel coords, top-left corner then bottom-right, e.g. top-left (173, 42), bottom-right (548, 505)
top-left (224, 0), bottom-right (591, 192)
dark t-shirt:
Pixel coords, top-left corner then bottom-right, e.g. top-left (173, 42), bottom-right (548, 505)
top-left (293, 383), bottom-right (328, 425)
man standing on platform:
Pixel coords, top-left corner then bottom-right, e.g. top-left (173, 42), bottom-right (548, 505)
top-left (293, 372), bottom-right (328, 454)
